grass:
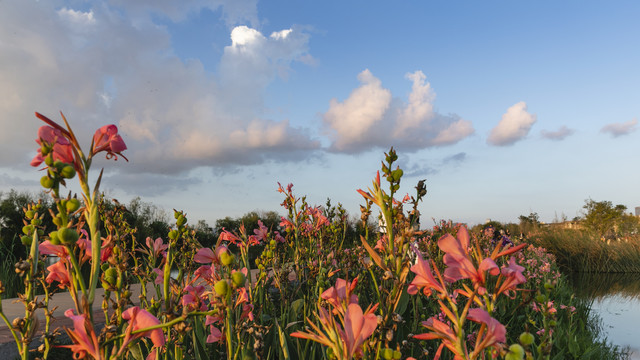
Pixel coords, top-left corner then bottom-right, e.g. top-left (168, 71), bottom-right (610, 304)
top-left (529, 228), bottom-right (640, 273)
top-left (0, 238), bottom-right (24, 299)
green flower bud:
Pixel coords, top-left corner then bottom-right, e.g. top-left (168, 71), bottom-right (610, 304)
top-left (49, 231), bottom-right (60, 245)
top-left (214, 280), bottom-right (229, 297)
top-left (232, 272), bottom-right (246, 288)
top-left (58, 227), bottom-right (79, 244)
top-left (40, 176), bottom-right (55, 189)
top-left (66, 198), bottom-right (81, 213)
top-left (60, 165), bottom-right (76, 179)
top-left (22, 225), bottom-right (33, 235)
top-left (44, 153), bottom-right (53, 165)
top-left (25, 210), bottom-right (35, 219)
top-left (21, 236), bottom-right (32, 246)
top-left (381, 348), bottom-right (394, 360)
top-left (519, 332), bottom-right (535, 346)
top-left (220, 251), bottom-right (235, 266)
top-left (505, 344), bottom-right (525, 360)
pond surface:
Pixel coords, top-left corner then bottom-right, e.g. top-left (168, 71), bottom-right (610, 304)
top-left (570, 272), bottom-right (640, 359)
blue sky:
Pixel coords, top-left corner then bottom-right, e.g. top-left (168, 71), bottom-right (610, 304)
top-left (1, 0), bottom-right (638, 227)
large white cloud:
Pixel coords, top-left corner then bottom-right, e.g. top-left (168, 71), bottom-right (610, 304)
top-left (322, 70), bottom-right (474, 153)
top-left (0, 0), bottom-right (319, 181)
top-left (600, 118), bottom-right (638, 138)
top-left (487, 102), bottom-right (537, 146)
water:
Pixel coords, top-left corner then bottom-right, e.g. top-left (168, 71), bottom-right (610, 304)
top-left (570, 272), bottom-right (640, 359)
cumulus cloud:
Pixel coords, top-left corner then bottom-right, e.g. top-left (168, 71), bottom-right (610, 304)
top-left (322, 70), bottom-right (474, 153)
top-left (0, 0), bottom-right (319, 183)
top-left (600, 118), bottom-right (638, 138)
top-left (487, 102), bottom-right (536, 146)
top-left (540, 126), bottom-right (575, 141)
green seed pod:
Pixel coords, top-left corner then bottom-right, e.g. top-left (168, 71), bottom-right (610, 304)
top-left (21, 236), bottom-right (32, 246)
top-left (37, 229), bottom-right (44, 236)
top-left (214, 280), bottom-right (229, 297)
top-left (101, 263), bottom-right (109, 272)
top-left (535, 295), bottom-right (545, 303)
top-left (104, 268), bottom-right (118, 286)
top-left (44, 153), bottom-right (54, 165)
top-left (49, 231), bottom-right (60, 245)
top-left (66, 198), bottom-right (81, 213)
top-left (519, 332), bottom-right (534, 346)
top-left (30, 218), bottom-right (42, 226)
top-left (52, 216), bottom-right (62, 227)
top-left (220, 251), bottom-right (235, 266)
top-left (25, 210), bottom-right (35, 219)
top-left (60, 165), bottom-right (76, 179)
top-left (232, 271), bottom-right (246, 288)
top-left (58, 227), bottom-right (79, 245)
top-left (381, 348), bottom-right (394, 360)
top-left (176, 215), bottom-right (186, 227)
top-left (40, 176), bottom-right (55, 189)
top-left (22, 225), bottom-right (32, 235)
top-left (505, 344), bottom-right (525, 360)
top-left (392, 350), bottom-right (402, 360)
top-left (168, 230), bottom-right (178, 240)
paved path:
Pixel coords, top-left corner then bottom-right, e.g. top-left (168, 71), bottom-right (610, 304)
top-left (0, 284), bottom-right (147, 358)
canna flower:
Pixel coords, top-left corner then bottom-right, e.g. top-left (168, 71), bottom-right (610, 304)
top-left (61, 309), bottom-right (102, 360)
top-left (438, 226), bottom-right (499, 293)
top-left (205, 315), bottom-right (224, 343)
top-left (91, 124), bottom-right (127, 159)
top-left (182, 285), bottom-right (207, 311)
top-left (39, 240), bottom-right (69, 258)
top-left (146, 237), bottom-right (169, 258)
top-left (413, 317), bottom-right (461, 360)
top-left (495, 257), bottom-right (526, 296)
top-left (45, 260), bottom-right (71, 289)
top-left (321, 278), bottom-right (359, 314)
top-left (31, 125), bottom-right (75, 167)
top-left (121, 306), bottom-right (165, 348)
top-left (407, 252), bottom-right (446, 296)
top-left (467, 308), bottom-right (506, 351)
top-left (252, 220), bottom-right (269, 243)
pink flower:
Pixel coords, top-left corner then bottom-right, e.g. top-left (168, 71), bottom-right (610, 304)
top-left (45, 260), bottom-right (71, 289)
top-left (342, 303), bottom-right (378, 358)
top-left (194, 245), bottom-right (228, 264)
top-left (496, 257), bottom-right (526, 295)
top-left (321, 278), bottom-right (359, 313)
top-left (152, 268), bottom-right (164, 285)
top-left (205, 315), bottom-right (224, 343)
top-left (413, 317), bottom-right (459, 359)
top-left (31, 125), bottom-right (75, 167)
top-left (61, 309), bottom-right (102, 360)
top-left (182, 285), bottom-right (207, 311)
top-left (438, 226), bottom-right (499, 293)
top-left (146, 237), bottom-right (168, 258)
top-left (467, 308), bottom-right (506, 348)
top-left (407, 252), bottom-right (445, 296)
top-left (92, 124), bottom-right (127, 159)
top-left (39, 240), bottom-right (68, 258)
top-left (252, 220), bottom-right (269, 243)
top-left (121, 306), bottom-right (165, 348)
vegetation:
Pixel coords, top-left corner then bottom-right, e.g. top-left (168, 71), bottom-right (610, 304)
top-left (0, 111), bottom-right (632, 360)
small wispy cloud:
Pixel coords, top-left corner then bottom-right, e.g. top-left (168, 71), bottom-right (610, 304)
top-left (442, 152), bottom-right (466, 165)
top-left (600, 118), bottom-right (638, 138)
top-left (541, 126), bottom-right (575, 141)
top-left (487, 102), bottom-right (536, 146)
top-left (322, 70), bottom-right (474, 153)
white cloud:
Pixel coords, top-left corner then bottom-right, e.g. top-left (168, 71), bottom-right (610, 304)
top-left (600, 118), bottom-right (638, 138)
top-left (322, 70), bottom-right (474, 153)
top-left (487, 102), bottom-right (536, 146)
top-left (0, 1), bottom-right (319, 187)
top-left (541, 126), bottom-right (575, 141)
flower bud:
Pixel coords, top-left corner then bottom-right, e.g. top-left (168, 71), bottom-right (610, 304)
top-left (40, 176), bottom-right (55, 189)
top-left (66, 198), bottom-right (81, 212)
top-left (214, 280), bottom-right (229, 297)
top-left (232, 272), bottom-right (246, 288)
top-left (60, 165), bottom-right (76, 179)
top-left (381, 348), bottom-right (394, 360)
top-left (505, 344), bottom-right (525, 360)
top-left (519, 332), bottom-right (534, 346)
top-left (49, 231), bottom-right (60, 245)
top-left (58, 227), bottom-right (79, 244)
top-left (220, 252), bottom-right (235, 266)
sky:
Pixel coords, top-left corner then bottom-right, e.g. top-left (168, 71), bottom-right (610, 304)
top-left (1, 0), bottom-right (638, 227)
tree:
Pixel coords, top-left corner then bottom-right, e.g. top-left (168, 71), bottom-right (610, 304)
top-left (582, 199), bottom-right (627, 238)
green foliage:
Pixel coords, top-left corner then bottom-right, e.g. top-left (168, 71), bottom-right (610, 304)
top-left (582, 199), bottom-right (629, 238)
